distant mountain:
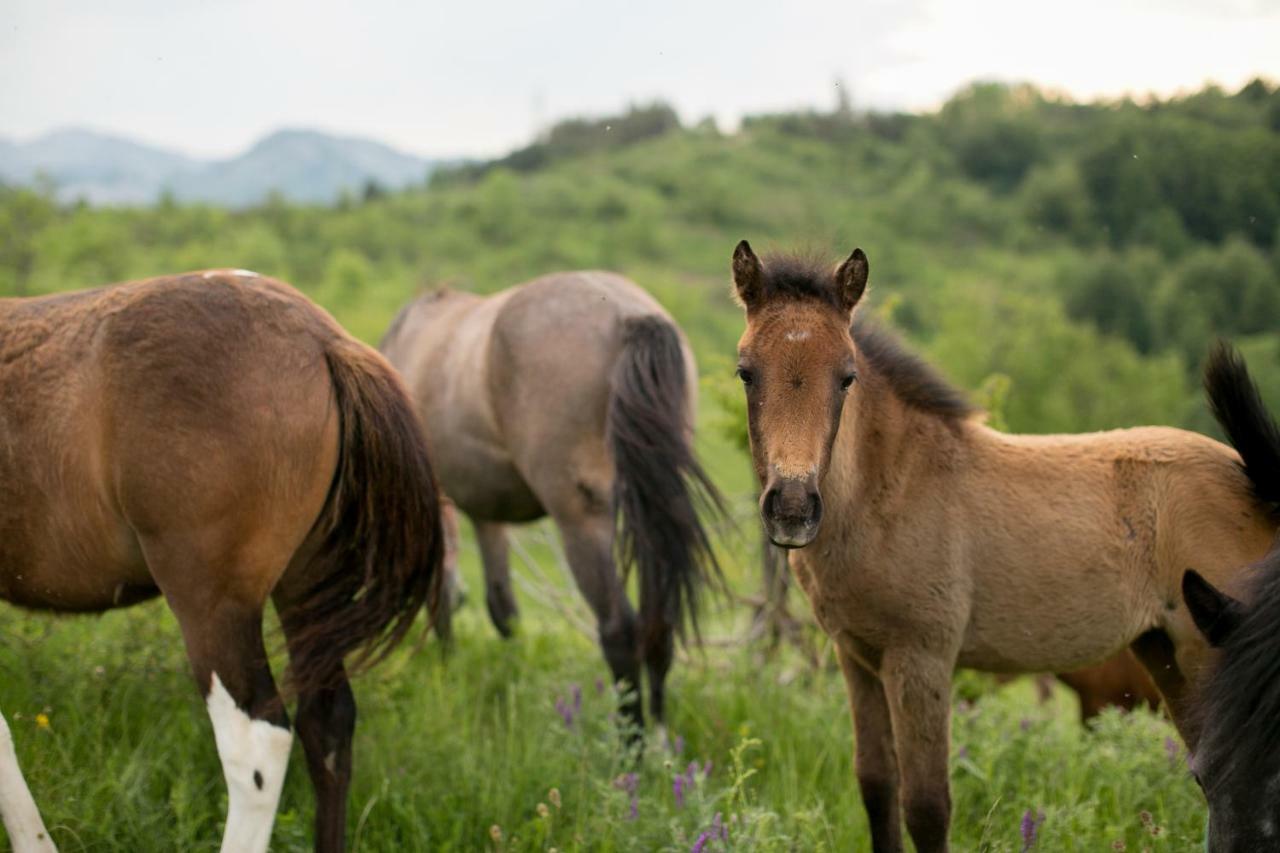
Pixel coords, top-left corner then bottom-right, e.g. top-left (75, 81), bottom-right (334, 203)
top-left (0, 127), bottom-right (438, 206)
top-left (0, 129), bottom-right (197, 205)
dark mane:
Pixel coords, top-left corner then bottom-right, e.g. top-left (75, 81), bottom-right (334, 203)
top-left (852, 316), bottom-right (976, 421)
top-left (1197, 547), bottom-right (1280, 783)
top-left (756, 254), bottom-right (845, 310)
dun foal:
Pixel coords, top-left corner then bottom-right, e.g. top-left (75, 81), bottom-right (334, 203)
top-left (730, 242), bottom-right (1275, 852)
top-left (0, 271), bottom-right (442, 852)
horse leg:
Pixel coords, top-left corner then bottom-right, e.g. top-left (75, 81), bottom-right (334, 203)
top-left (556, 514), bottom-right (643, 731)
top-left (0, 710), bottom-right (55, 852)
top-left (837, 649), bottom-right (902, 853)
top-left (1130, 629), bottom-right (1196, 745)
top-left (138, 530), bottom-right (292, 853)
top-left (169, 598), bottom-right (292, 853)
top-left (640, 601), bottom-right (674, 726)
top-left (880, 650), bottom-right (953, 853)
top-left (474, 520), bottom-right (518, 638)
top-left (273, 589), bottom-right (355, 853)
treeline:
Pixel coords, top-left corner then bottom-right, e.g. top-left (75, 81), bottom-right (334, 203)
top-left (2, 80), bottom-right (1278, 442)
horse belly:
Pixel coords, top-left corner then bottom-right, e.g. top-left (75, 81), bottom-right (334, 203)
top-left (433, 436), bottom-right (544, 523)
top-left (0, 502), bottom-right (153, 612)
top-left (959, 556), bottom-right (1151, 673)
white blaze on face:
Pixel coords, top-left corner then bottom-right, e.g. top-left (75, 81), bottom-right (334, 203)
top-left (784, 329), bottom-right (810, 342)
top-left (0, 711), bottom-right (56, 852)
top-left (206, 674), bottom-right (293, 853)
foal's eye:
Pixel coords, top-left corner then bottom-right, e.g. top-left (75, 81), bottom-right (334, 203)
top-left (736, 367), bottom-right (754, 387)
top-left (840, 373), bottom-right (856, 391)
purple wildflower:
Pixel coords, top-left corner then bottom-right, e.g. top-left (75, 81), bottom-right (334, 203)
top-left (554, 696), bottom-right (575, 728)
top-left (957, 746), bottom-right (969, 761)
top-left (712, 812), bottom-right (727, 841)
top-left (673, 774), bottom-right (686, 809)
top-left (702, 759), bottom-right (713, 779)
top-left (1020, 808), bottom-right (1046, 851)
top-left (673, 734), bottom-right (685, 755)
top-left (684, 761), bottom-right (699, 787)
top-left (613, 772), bottom-right (639, 820)
top-left (595, 677), bottom-right (605, 695)
top-left (691, 831), bottom-right (710, 853)
top-left (571, 683), bottom-right (582, 715)
top-left (1019, 718), bottom-right (1031, 732)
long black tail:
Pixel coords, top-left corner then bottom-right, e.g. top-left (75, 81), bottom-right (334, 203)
top-left (285, 337), bottom-right (444, 694)
top-left (607, 316), bottom-right (725, 645)
top-left (1205, 340), bottom-right (1280, 513)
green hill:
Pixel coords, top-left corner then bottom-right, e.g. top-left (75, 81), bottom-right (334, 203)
top-left (4, 80), bottom-right (1279, 440)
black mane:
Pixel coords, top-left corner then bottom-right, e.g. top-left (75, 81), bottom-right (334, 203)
top-left (1197, 547), bottom-right (1280, 783)
top-left (851, 317), bottom-right (976, 421)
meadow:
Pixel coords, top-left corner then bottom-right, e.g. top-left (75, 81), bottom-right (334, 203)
top-left (4, 80), bottom-right (1280, 850)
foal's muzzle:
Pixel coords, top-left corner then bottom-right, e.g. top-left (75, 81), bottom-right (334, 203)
top-left (760, 475), bottom-right (823, 548)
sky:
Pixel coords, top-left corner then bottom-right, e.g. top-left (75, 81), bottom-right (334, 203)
top-left (3, 0), bottom-right (1279, 160)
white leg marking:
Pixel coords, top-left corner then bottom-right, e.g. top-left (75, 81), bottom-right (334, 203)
top-left (207, 674), bottom-right (293, 853)
top-left (0, 711), bottom-right (56, 852)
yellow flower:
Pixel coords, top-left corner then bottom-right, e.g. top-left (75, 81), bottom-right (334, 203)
top-left (548, 787), bottom-right (562, 809)
top-left (34, 713), bottom-right (50, 730)
top-left (488, 824), bottom-right (502, 843)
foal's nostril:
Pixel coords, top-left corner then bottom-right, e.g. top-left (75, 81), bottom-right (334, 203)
top-left (808, 492), bottom-right (823, 525)
top-left (761, 487), bottom-right (780, 520)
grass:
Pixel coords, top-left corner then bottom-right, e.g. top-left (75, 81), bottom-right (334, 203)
top-left (1, 500), bottom-right (1206, 852)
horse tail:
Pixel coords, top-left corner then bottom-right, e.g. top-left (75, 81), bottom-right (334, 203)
top-left (285, 336), bottom-right (444, 693)
top-left (607, 315), bottom-right (724, 646)
top-left (1205, 340), bottom-right (1280, 512)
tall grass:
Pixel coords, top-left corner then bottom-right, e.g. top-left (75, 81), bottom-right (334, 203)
top-left (1, 508), bottom-right (1204, 851)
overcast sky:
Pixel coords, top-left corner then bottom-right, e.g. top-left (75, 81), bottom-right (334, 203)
top-left (3, 0), bottom-right (1279, 159)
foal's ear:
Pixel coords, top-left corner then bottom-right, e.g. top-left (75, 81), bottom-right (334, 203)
top-left (835, 248), bottom-right (869, 315)
top-left (732, 240), bottom-right (763, 310)
top-left (1183, 570), bottom-right (1246, 647)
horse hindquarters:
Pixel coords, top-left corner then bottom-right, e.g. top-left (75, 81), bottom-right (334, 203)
top-left (270, 337), bottom-right (444, 853)
top-left (128, 336), bottom-right (439, 853)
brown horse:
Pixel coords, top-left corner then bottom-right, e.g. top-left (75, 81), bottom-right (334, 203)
top-left (729, 242), bottom-right (1276, 852)
top-left (381, 271), bottom-right (722, 731)
top-left (0, 270), bottom-right (442, 852)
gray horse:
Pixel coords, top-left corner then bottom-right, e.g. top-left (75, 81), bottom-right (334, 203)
top-left (381, 271), bottom-right (722, 729)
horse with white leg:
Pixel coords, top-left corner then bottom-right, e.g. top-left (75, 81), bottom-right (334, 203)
top-left (0, 270), bottom-right (443, 852)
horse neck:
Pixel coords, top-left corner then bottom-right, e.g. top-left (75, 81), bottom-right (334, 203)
top-left (824, 367), bottom-right (965, 522)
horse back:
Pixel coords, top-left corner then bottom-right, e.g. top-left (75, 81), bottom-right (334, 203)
top-left (954, 424), bottom-right (1275, 669)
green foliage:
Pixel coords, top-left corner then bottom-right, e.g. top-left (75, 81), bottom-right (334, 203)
top-left (936, 83), bottom-right (1046, 192)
